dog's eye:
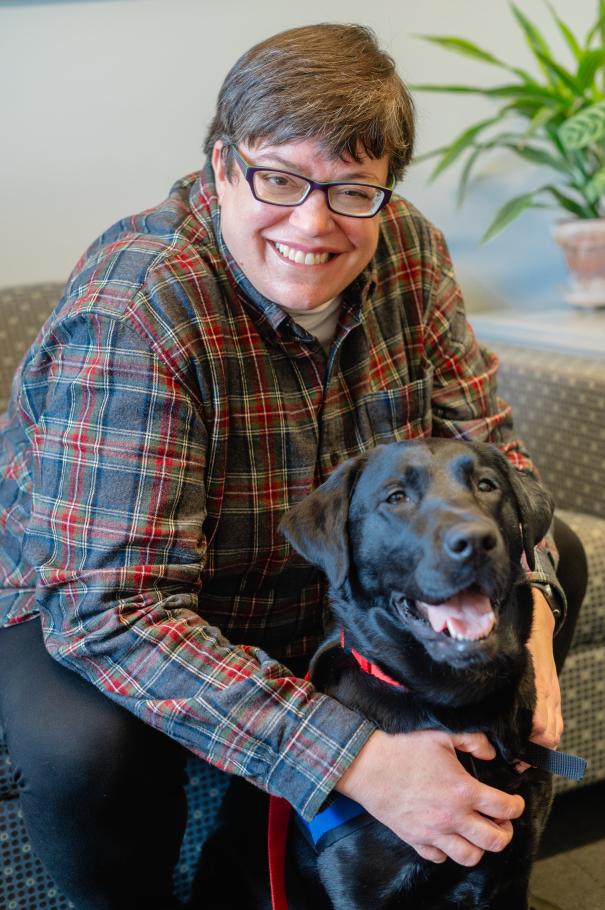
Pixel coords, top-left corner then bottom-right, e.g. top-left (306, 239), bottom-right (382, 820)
top-left (385, 490), bottom-right (409, 504)
top-left (477, 477), bottom-right (498, 493)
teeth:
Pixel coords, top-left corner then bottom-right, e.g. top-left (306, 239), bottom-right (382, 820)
top-left (445, 614), bottom-right (495, 642)
top-left (274, 241), bottom-right (331, 265)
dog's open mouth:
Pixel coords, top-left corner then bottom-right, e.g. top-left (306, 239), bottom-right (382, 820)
top-left (399, 587), bottom-right (497, 643)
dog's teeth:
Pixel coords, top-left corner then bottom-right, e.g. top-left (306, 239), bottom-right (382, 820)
top-left (446, 618), bottom-right (470, 641)
top-left (445, 617), bottom-right (490, 643)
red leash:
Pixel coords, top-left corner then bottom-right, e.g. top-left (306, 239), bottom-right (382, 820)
top-left (268, 795), bottom-right (292, 910)
top-left (267, 640), bottom-right (404, 910)
top-left (268, 670), bottom-right (313, 910)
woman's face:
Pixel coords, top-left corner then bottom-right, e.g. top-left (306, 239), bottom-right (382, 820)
top-left (212, 139), bottom-right (390, 312)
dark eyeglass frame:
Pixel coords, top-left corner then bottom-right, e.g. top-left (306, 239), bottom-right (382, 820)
top-left (228, 145), bottom-right (394, 218)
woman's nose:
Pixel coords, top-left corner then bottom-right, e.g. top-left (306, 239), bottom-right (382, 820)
top-left (288, 189), bottom-right (335, 234)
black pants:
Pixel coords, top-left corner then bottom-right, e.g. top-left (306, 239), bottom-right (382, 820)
top-left (0, 517), bottom-right (588, 910)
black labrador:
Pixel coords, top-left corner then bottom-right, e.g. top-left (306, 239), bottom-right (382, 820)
top-left (194, 438), bottom-right (555, 910)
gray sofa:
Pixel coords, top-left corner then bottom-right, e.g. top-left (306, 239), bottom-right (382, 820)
top-left (0, 283), bottom-right (604, 909)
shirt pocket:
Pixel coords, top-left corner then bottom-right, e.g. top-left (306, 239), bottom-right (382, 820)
top-left (363, 370), bottom-right (433, 445)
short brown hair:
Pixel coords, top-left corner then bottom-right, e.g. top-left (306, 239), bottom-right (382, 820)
top-left (203, 23), bottom-right (415, 182)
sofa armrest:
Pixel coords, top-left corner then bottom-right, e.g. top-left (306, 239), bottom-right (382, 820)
top-left (482, 342), bottom-right (605, 520)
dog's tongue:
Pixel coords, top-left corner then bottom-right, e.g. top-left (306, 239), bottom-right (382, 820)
top-left (420, 589), bottom-right (495, 641)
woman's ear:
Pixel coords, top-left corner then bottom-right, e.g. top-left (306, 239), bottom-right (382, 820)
top-left (211, 141), bottom-right (228, 204)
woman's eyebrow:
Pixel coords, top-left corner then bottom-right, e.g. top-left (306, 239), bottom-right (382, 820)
top-left (252, 152), bottom-right (378, 182)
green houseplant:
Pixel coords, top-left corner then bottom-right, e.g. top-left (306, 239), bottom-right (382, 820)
top-left (412, 1), bottom-right (605, 306)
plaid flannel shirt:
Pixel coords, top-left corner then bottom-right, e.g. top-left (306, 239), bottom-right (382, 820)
top-left (0, 162), bottom-right (563, 819)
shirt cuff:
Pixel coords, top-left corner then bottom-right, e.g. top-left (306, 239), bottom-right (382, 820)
top-left (264, 694), bottom-right (376, 822)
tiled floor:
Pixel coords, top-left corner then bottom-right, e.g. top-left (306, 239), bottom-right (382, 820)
top-left (530, 781), bottom-right (605, 910)
top-left (532, 841), bottom-right (605, 910)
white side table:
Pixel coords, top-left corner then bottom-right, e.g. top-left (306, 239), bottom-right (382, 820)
top-left (469, 305), bottom-right (605, 359)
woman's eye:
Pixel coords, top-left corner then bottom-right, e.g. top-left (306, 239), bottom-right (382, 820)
top-left (477, 477), bottom-right (498, 493)
top-left (337, 186), bottom-right (373, 201)
top-left (386, 490), bottom-right (408, 504)
top-left (265, 173), bottom-right (291, 187)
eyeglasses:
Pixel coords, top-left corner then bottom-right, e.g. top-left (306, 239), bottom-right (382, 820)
top-left (228, 145), bottom-right (394, 218)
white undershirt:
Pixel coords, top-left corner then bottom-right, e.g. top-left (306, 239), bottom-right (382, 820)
top-left (280, 296), bottom-right (342, 352)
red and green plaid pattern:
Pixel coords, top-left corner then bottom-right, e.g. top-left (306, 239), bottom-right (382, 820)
top-left (0, 163), bottom-right (560, 818)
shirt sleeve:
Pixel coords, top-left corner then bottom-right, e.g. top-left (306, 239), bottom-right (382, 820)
top-left (22, 310), bottom-right (374, 820)
top-left (422, 229), bottom-right (566, 629)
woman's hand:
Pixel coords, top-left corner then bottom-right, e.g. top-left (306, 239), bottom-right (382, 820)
top-left (335, 728), bottom-right (525, 866)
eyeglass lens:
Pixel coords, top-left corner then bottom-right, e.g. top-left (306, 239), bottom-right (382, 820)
top-left (251, 170), bottom-right (384, 216)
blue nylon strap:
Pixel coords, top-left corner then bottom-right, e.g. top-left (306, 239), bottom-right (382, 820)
top-left (306, 793), bottom-right (366, 843)
top-left (519, 743), bottom-right (587, 781)
top-left (296, 793), bottom-right (370, 851)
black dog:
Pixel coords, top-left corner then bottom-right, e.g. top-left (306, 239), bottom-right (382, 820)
top-left (194, 438), bottom-right (555, 910)
top-left (281, 438), bottom-right (554, 910)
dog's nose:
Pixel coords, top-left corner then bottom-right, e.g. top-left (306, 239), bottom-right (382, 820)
top-left (443, 522), bottom-right (498, 561)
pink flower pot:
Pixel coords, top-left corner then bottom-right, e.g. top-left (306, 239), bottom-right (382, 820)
top-left (552, 219), bottom-right (605, 308)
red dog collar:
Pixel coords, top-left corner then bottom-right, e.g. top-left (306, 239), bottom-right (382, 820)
top-left (341, 630), bottom-right (407, 689)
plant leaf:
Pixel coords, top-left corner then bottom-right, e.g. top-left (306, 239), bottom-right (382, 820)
top-left (520, 105), bottom-right (559, 142)
top-left (546, 2), bottom-right (581, 60)
top-left (412, 146), bottom-right (449, 165)
top-left (501, 142), bottom-right (569, 173)
top-left (502, 98), bottom-right (561, 119)
top-left (481, 190), bottom-right (540, 242)
top-left (545, 186), bottom-right (596, 218)
top-left (510, 4), bottom-right (555, 84)
top-left (412, 82), bottom-right (566, 106)
top-left (543, 120), bottom-right (568, 156)
top-left (534, 50), bottom-right (581, 95)
top-left (576, 48), bottom-right (605, 93)
top-left (415, 35), bottom-right (504, 67)
top-left (415, 35), bottom-right (533, 82)
top-left (584, 166), bottom-right (605, 203)
top-left (430, 117), bottom-right (500, 179)
top-left (457, 146), bottom-right (484, 206)
top-left (585, 10), bottom-right (605, 48)
top-left (410, 83), bottom-right (497, 94)
top-left (483, 83), bottom-right (567, 104)
top-left (558, 100), bottom-right (605, 149)
top-left (484, 83), bottom-right (570, 110)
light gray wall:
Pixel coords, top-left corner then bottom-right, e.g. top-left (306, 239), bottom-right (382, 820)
top-left (0, 0), bottom-right (597, 309)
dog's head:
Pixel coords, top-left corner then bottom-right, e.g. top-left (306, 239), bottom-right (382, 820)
top-left (280, 439), bottom-right (554, 678)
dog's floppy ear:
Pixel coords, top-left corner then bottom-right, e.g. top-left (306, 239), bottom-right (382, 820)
top-left (279, 454), bottom-right (367, 588)
top-left (507, 468), bottom-right (555, 570)
top-left (476, 443), bottom-right (555, 571)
